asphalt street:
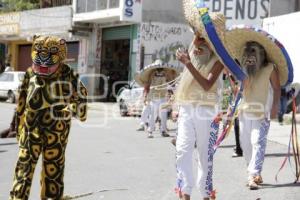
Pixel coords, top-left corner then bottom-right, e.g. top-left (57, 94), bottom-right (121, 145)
top-left (0, 102), bottom-right (299, 200)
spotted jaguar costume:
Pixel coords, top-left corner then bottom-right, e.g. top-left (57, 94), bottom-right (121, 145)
top-left (10, 36), bottom-right (87, 200)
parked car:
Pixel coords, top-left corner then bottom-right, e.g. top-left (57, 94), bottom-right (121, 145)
top-left (116, 81), bottom-right (144, 117)
top-left (0, 71), bottom-right (25, 103)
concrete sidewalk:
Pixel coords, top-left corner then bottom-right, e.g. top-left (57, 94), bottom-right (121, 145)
top-left (268, 113), bottom-right (300, 146)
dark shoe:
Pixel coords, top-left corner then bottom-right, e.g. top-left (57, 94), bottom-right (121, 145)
top-left (232, 151), bottom-right (243, 157)
top-left (161, 131), bottom-right (170, 137)
top-left (232, 148), bottom-right (243, 157)
top-left (171, 138), bottom-right (176, 146)
top-left (0, 128), bottom-right (10, 138)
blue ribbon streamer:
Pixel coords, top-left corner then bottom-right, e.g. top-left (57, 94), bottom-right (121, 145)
top-left (194, 5), bottom-right (247, 81)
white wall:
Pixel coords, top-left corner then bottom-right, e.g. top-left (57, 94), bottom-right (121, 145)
top-left (20, 6), bottom-right (72, 38)
top-left (263, 12), bottom-right (300, 84)
top-left (137, 22), bottom-right (193, 70)
top-left (142, 0), bottom-right (185, 23)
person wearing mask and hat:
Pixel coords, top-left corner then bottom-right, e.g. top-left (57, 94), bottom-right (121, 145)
top-left (226, 26), bottom-right (292, 190)
top-left (135, 60), bottom-right (178, 138)
top-left (9, 35), bottom-right (88, 200)
top-left (174, 1), bottom-right (235, 199)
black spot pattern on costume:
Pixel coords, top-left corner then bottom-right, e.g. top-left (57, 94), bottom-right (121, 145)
top-left (10, 63), bottom-right (87, 200)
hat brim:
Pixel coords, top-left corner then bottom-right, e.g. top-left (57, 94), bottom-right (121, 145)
top-left (183, 1), bottom-right (247, 81)
top-left (226, 27), bottom-right (293, 86)
top-left (134, 65), bottom-right (179, 87)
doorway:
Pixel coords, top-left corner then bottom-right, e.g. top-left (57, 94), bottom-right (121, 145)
top-left (100, 39), bottom-right (130, 102)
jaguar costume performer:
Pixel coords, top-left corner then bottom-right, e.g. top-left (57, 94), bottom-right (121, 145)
top-left (9, 35), bottom-right (88, 200)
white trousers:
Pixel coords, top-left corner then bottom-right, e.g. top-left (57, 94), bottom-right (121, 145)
top-left (148, 98), bottom-right (167, 133)
top-left (240, 115), bottom-right (270, 177)
top-left (140, 104), bottom-right (151, 126)
top-left (176, 105), bottom-right (219, 198)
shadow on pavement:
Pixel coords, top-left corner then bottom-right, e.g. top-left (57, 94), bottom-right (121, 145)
top-left (0, 142), bottom-right (17, 146)
top-left (261, 182), bottom-right (300, 189)
top-left (218, 144), bottom-right (235, 148)
top-left (265, 153), bottom-right (292, 157)
top-left (0, 150), bottom-right (7, 153)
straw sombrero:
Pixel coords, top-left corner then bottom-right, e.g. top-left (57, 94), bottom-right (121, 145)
top-left (183, 0), bottom-right (226, 52)
top-left (134, 59), bottom-right (179, 87)
top-left (183, 0), bottom-right (246, 81)
top-left (226, 26), bottom-right (293, 86)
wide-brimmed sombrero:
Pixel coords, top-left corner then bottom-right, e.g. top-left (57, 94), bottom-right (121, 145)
top-left (183, 0), bottom-right (246, 81)
top-left (183, 0), bottom-right (226, 53)
top-left (226, 25), bottom-right (294, 86)
top-left (134, 59), bottom-right (179, 87)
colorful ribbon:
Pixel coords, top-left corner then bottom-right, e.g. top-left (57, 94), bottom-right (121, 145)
top-left (275, 95), bottom-right (300, 183)
top-left (194, 2), bottom-right (247, 81)
top-left (214, 83), bottom-right (243, 151)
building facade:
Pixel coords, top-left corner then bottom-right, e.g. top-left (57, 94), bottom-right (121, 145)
top-left (1, 0), bottom-right (299, 101)
top-left (72, 0), bottom-right (195, 100)
top-left (0, 3), bottom-right (79, 72)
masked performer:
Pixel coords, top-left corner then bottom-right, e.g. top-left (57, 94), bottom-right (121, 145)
top-left (9, 35), bottom-right (88, 200)
top-left (174, 1), bottom-right (231, 198)
top-left (135, 60), bottom-right (178, 138)
top-left (226, 27), bottom-right (291, 189)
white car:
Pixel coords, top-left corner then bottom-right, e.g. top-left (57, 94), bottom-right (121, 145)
top-left (116, 81), bottom-right (144, 116)
top-left (0, 71), bottom-right (25, 103)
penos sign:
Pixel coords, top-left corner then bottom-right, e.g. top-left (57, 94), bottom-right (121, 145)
top-left (203, 0), bottom-right (270, 27)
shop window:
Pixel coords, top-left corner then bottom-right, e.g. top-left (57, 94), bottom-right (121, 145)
top-left (76, 0), bottom-right (120, 13)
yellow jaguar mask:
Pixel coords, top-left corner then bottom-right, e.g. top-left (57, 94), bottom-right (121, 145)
top-left (31, 35), bottom-right (67, 76)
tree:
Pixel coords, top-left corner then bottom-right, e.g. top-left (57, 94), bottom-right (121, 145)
top-left (0, 0), bottom-right (39, 12)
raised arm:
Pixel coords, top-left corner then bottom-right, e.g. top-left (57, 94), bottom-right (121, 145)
top-left (176, 49), bottom-right (224, 91)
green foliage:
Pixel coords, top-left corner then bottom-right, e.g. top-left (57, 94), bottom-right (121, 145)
top-left (1, 0), bottom-right (40, 12)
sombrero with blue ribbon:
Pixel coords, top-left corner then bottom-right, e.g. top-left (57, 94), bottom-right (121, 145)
top-left (226, 25), bottom-right (294, 86)
top-left (183, 0), bottom-right (247, 81)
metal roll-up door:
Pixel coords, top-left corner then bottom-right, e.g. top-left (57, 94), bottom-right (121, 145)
top-left (102, 25), bottom-right (131, 41)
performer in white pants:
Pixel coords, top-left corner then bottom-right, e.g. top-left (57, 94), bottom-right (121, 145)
top-left (145, 67), bottom-right (170, 138)
top-left (137, 88), bottom-right (151, 131)
top-left (135, 60), bottom-right (179, 138)
top-left (137, 103), bottom-right (151, 131)
top-left (175, 11), bottom-right (226, 200)
top-left (226, 27), bottom-right (290, 190)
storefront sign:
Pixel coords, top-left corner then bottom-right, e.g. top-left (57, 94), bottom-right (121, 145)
top-left (203, 0), bottom-right (270, 27)
top-left (0, 13), bottom-right (20, 35)
top-left (120, 0), bottom-right (142, 22)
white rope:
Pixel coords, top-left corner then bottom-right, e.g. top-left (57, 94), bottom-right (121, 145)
top-left (151, 74), bottom-right (183, 90)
